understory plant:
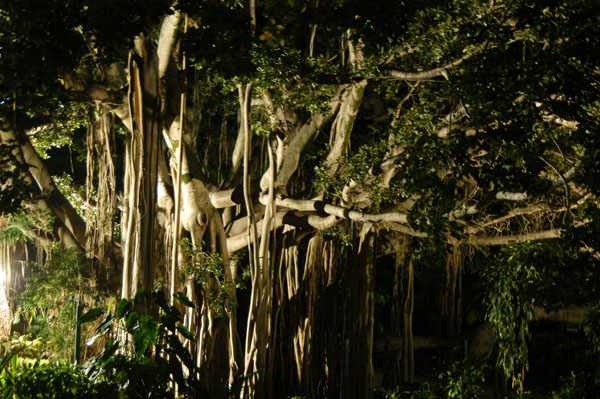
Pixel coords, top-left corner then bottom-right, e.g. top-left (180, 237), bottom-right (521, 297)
top-left (551, 307), bottom-right (600, 398)
top-left (0, 336), bottom-right (117, 399)
top-left (79, 288), bottom-right (219, 399)
top-left (0, 357), bottom-right (117, 399)
top-left (380, 359), bottom-right (485, 399)
top-left (13, 244), bottom-right (105, 361)
top-left (1, 289), bottom-right (235, 399)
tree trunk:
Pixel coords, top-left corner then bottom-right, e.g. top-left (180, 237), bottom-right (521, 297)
top-left (344, 225), bottom-right (376, 399)
top-left (383, 233), bottom-right (411, 388)
top-left (270, 229), bottom-right (356, 399)
top-left (121, 37), bottom-right (162, 299)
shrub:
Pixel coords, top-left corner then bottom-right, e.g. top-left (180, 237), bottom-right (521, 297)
top-left (0, 354), bottom-right (117, 399)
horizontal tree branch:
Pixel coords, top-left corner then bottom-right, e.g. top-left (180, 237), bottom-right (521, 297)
top-left (66, 86), bottom-right (126, 104)
top-left (479, 194), bottom-right (590, 229)
top-left (385, 223), bottom-right (428, 238)
top-left (465, 229), bottom-right (563, 245)
top-left (226, 210), bottom-right (337, 253)
top-left (495, 191), bottom-right (529, 201)
top-left (380, 47), bottom-right (482, 81)
top-left (464, 221), bottom-right (591, 245)
top-left (533, 306), bottom-right (591, 324)
top-left (262, 195), bottom-right (410, 224)
top-left (375, 335), bottom-right (463, 352)
top-left (375, 305), bottom-right (592, 354)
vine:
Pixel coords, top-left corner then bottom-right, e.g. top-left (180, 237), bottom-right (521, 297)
top-left (179, 239), bottom-right (236, 319)
top-left (481, 242), bottom-right (544, 390)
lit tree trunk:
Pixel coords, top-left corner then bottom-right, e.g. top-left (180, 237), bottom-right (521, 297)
top-left (120, 37), bottom-right (162, 299)
top-left (0, 242), bottom-right (26, 337)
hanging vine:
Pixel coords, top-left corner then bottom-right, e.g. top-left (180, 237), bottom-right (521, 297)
top-left (85, 104), bottom-right (117, 280)
top-left (403, 253), bottom-right (415, 383)
top-left (440, 245), bottom-right (463, 336)
top-left (482, 243), bottom-right (544, 391)
top-left (386, 232), bottom-right (411, 387)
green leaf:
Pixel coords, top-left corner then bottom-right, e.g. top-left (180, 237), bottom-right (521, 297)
top-left (134, 288), bottom-right (146, 304)
top-left (0, 353), bottom-right (16, 372)
top-left (1, 385), bottom-right (15, 399)
top-left (12, 310), bottom-right (21, 325)
top-left (116, 298), bottom-right (132, 319)
top-left (76, 307), bottom-right (103, 324)
top-left (139, 314), bottom-right (158, 343)
top-left (98, 338), bottom-right (119, 364)
top-left (86, 332), bottom-right (106, 347)
top-left (142, 356), bottom-right (156, 367)
top-left (126, 311), bottom-right (140, 331)
top-left (95, 314), bottom-right (114, 334)
top-left (176, 323), bottom-right (196, 341)
top-left (133, 331), bottom-right (150, 359)
top-left (173, 291), bottom-right (195, 308)
top-left (136, 338), bottom-right (150, 359)
top-left (106, 297), bottom-right (116, 315)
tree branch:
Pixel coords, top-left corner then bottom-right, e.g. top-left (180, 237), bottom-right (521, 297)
top-left (261, 195), bottom-right (410, 224)
top-left (67, 85), bottom-right (125, 104)
top-left (275, 86), bottom-right (345, 191)
top-left (226, 210), bottom-right (337, 253)
top-left (533, 306), bottom-right (591, 324)
top-left (325, 80), bottom-right (367, 179)
top-left (0, 118), bottom-right (87, 248)
top-left (380, 48), bottom-right (482, 81)
top-left (465, 229), bottom-right (564, 245)
top-left (495, 191), bottom-right (529, 201)
top-left (157, 10), bottom-right (182, 79)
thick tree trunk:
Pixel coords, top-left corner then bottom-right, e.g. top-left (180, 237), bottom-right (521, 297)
top-left (344, 226), bottom-right (376, 399)
top-left (0, 243), bottom-right (27, 337)
top-left (122, 37), bottom-right (162, 298)
top-left (383, 233), bottom-right (411, 388)
top-left (533, 306), bottom-right (591, 324)
top-left (270, 230), bottom-right (352, 399)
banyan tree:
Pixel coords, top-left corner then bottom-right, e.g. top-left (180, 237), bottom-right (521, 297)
top-left (1, 1), bottom-right (600, 398)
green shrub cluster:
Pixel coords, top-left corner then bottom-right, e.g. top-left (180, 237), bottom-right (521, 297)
top-left (380, 360), bottom-right (485, 399)
top-left (0, 289), bottom-right (235, 399)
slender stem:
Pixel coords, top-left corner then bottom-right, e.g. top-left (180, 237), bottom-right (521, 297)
top-left (170, 16), bottom-right (188, 304)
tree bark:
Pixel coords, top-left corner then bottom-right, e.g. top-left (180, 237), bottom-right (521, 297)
top-left (533, 306), bottom-right (591, 324)
top-left (345, 225), bottom-right (376, 399)
top-left (121, 37), bottom-right (162, 298)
